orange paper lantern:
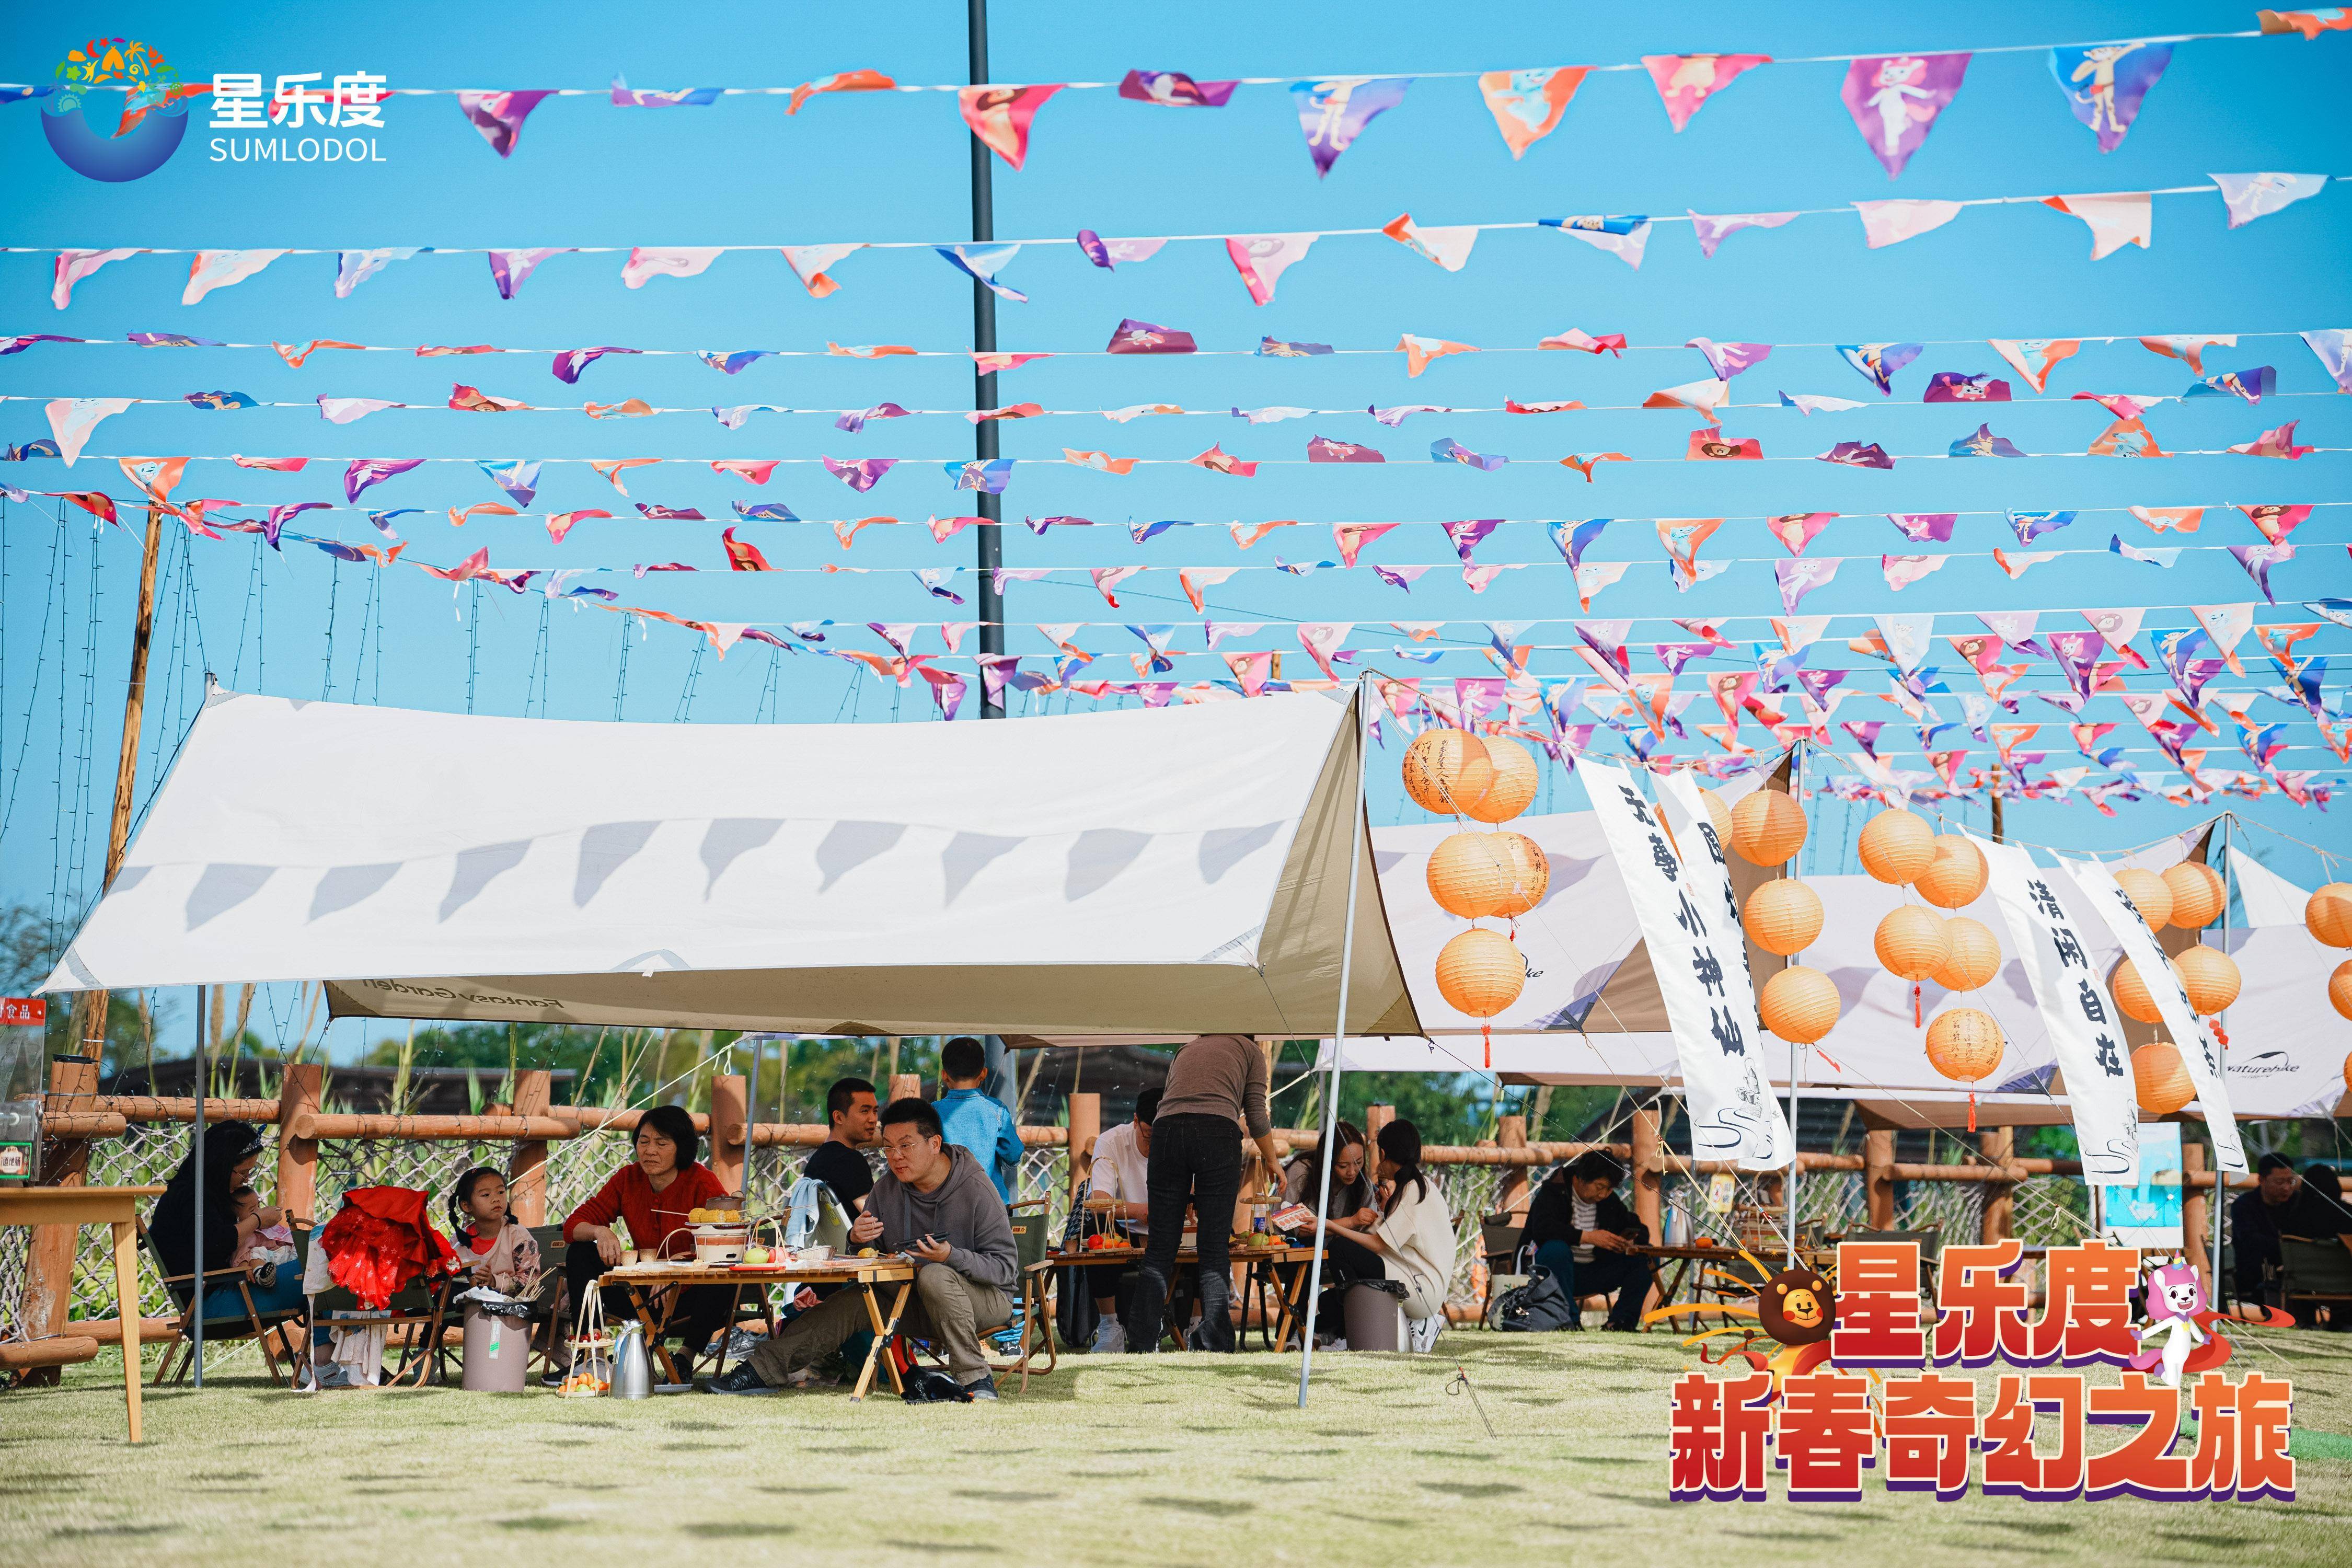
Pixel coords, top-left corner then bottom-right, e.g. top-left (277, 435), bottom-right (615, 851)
top-left (2309, 882), bottom-right (2352, 949)
top-left (2130, 1041), bottom-right (2196, 1116)
top-left (2108, 956), bottom-right (2165, 1025)
top-left (1924, 1008), bottom-right (2004, 1085)
top-left (1759, 965), bottom-right (1840, 1044)
top-left (1874, 906), bottom-right (1951, 982)
top-left (2112, 867), bottom-right (2174, 931)
top-left (1402, 729), bottom-right (1494, 816)
top-left (1857, 808), bottom-right (1935, 885)
top-left (2332, 960), bottom-right (2352, 1023)
top-left (1435, 928), bottom-right (1526, 1019)
top-left (1932, 916), bottom-right (2001, 992)
top-left (1463, 734), bottom-right (1539, 824)
top-left (2163, 861), bottom-right (2226, 930)
top-left (1700, 789), bottom-right (1733, 850)
top-left (1490, 832), bottom-right (1551, 917)
top-left (2175, 944), bottom-right (2241, 1016)
top-left (1730, 789), bottom-right (1807, 868)
top-left (1915, 836), bottom-right (1988, 910)
top-left (1743, 880), bottom-right (1824, 957)
top-left (1426, 833), bottom-right (1512, 919)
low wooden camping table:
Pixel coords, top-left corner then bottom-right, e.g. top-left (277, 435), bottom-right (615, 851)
top-left (1048, 1240), bottom-right (1321, 1350)
top-left (607, 1256), bottom-right (917, 1399)
top-left (1640, 1242), bottom-right (1833, 1321)
top-left (0, 1184), bottom-right (166, 1442)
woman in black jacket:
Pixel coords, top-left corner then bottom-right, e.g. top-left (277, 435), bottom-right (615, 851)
top-left (148, 1121), bottom-right (305, 1320)
top-left (1521, 1150), bottom-right (1654, 1330)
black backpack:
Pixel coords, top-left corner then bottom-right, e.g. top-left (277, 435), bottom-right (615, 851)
top-left (1492, 1266), bottom-right (1581, 1333)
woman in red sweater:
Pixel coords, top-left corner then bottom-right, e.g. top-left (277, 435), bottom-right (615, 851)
top-left (561, 1104), bottom-right (735, 1375)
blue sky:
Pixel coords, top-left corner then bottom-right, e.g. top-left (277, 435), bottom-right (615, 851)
top-left (2, 2), bottom-right (2347, 1062)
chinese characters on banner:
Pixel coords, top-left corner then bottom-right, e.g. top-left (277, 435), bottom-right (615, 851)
top-left (210, 72), bottom-right (388, 129)
top-left (2060, 857), bottom-right (2247, 1174)
top-left (1969, 834), bottom-right (2141, 1181)
top-left (1671, 1239), bottom-right (2297, 1504)
top-left (1584, 759), bottom-right (1790, 1169)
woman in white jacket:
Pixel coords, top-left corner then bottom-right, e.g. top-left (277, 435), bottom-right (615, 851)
top-left (1324, 1120), bottom-right (1456, 1345)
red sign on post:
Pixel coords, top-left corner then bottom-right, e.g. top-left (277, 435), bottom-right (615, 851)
top-left (1, 998), bottom-right (45, 1027)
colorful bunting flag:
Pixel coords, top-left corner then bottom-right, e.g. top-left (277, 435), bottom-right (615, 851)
top-left (317, 394), bottom-right (396, 422)
top-left (449, 384), bottom-right (529, 412)
top-left (609, 77), bottom-right (719, 108)
top-left (488, 249), bottom-right (570, 299)
top-left (2043, 192), bottom-right (2151, 258)
top-left (1432, 438), bottom-right (1507, 471)
top-left (1949, 423), bottom-right (2025, 457)
top-left (1688, 339), bottom-right (1772, 379)
top-left (1838, 342), bottom-right (1922, 395)
top-left (1924, 372), bottom-right (2010, 402)
top-left (1398, 335), bottom-right (1478, 377)
top-left (1539, 328), bottom-right (1627, 355)
top-left (721, 527), bottom-right (772, 571)
top-left (2211, 171), bottom-right (2328, 227)
top-left (1779, 391), bottom-right (1866, 415)
top-left (622, 247), bottom-right (724, 288)
top-left (2140, 334), bottom-right (2237, 374)
top-left (1191, 445), bottom-right (1259, 477)
top-left (1479, 67), bottom-right (1587, 157)
top-left (2240, 503), bottom-right (2311, 544)
top-left (1987, 338), bottom-right (2082, 393)
top-left (1765, 512), bottom-right (1835, 555)
top-left (1062, 450), bottom-right (1136, 475)
top-left (1540, 214), bottom-right (1650, 269)
top-left (182, 250), bottom-right (284, 305)
top-left (1775, 557), bottom-right (1839, 614)
top-left (788, 70), bottom-right (894, 114)
top-left (2049, 43), bottom-right (2170, 152)
top-left (43, 397), bottom-right (133, 466)
top-left (1840, 53), bottom-right (1971, 178)
top-left (2007, 509), bottom-right (2076, 543)
top-left (1107, 319), bottom-right (1196, 354)
top-left (1258, 337), bottom-right (1334, 357)
top-left (947, 458), bottom-right (1014, 492)
top-left (1308, 436), bottom-right (1383, 463)
top-left (52, 248), bottom-right (141, 310)
top-left (1819, 440), bottom-right (1894, 468)
top-left (1854, 198), bottom-right (1962, 247)
top-left (1642, 377), bottom-right (1728, 422)
top-left (1383, 213), bottom-right (1478, 271)
top-left (1290, 76), bottom-right (1410, 177)
top-left (455, 90), bottom-right (552, 156)
top-left (1687, 431), bottom-right (1761, 460)
top-left (344, 457), bottom-right (423, 502)
top-left (1119, 68), bottom-right (1237, 107)
top-left (2301, 328), bottom-right (2352, 392)
top-left (823, 456), bottom-right (896, 491)
top-left (551, 345), bottom-right (639, 384)
top-left (334, 247), bottom-right (419, 298)
top-left (782, 243), bottom-right (864, 298)
top-left (2183, 364), bottom-right (2276, 404)
top-left (2088, 417), bottom-right (2167, 456)
top-left (2230, 541), bottom-right (2293, 603)
top-left (185, 390), bottom-right (253, 410)
top-left (1688, 210), bottom-right (1797, 258)
top-left (1225, 234), bottom-right (1317, 305)
top-left (2229, 421), bottom-right (2313, 458)
top-left (1642, 53), bottom-right (1769, 131)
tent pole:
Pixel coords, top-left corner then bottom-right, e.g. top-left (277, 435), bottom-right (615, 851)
top-left (1298, 679), bottom-right (1372, 1408)
top-left (1785, 744), bottom-right (1806, 1256)
top-left (2213, 814), bottom-right (2233, 1293)
top-left (191, 983), bottom-right (205, 1389)
top-left (966, 0), bottom-right (1006, 718)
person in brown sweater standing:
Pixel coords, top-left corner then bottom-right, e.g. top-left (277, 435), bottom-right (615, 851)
top-left (1124, 1033), bottom-right (1284, 1353)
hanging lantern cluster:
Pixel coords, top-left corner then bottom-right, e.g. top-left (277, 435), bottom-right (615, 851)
top-left (1406, 728), bottom-right (1542, 1066)
top-left (2131, 1041), bottom-right (2196, 1117)
top-left (1855, 809), bottom-right (2003, 1031)
top-left (2305, 882), bottom-right (2352, 1027)
top-left (1730, 787), bottom-right (1841, 1047)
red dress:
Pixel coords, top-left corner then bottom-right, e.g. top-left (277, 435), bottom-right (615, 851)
top-left (316, 1186), bottom-right (459, 1308)
top-left (562, 1162), bottom-right (731, 1258)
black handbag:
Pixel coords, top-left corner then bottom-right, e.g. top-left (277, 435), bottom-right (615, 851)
top-left (1493, 1266), bottom-right (1581, 1333)
top-left (901, 1368), bottom-right (973, 1403)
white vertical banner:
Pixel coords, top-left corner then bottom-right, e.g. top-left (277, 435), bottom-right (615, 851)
top-left (2060, 857), bottom-right (2248, 1174)
top-left (1968, 834), bottom-right (2141, 1181)
top-left (1585, 759), bottom-right (1790, 1169)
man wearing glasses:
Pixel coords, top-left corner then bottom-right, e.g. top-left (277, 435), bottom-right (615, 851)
top-left (708, 1097), bottom-right (1019, 1399)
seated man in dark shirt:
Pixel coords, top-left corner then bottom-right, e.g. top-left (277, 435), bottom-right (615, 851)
top-left (803, 1076), bottom-right (879, 1213)
top-left (2230, 1151), bottom-right (2352, 1325)
top-left (1521, 1150), bottom-right (1654, 1331)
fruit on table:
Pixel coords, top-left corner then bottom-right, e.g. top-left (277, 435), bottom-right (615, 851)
top-left (742, 1246), bottom-right (770, 1264)
top-left (857, 1247), bottom-right (879, 1258)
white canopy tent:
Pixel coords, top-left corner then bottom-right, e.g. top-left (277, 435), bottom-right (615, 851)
top-left (41, 686), bottom-right (1418, 1040)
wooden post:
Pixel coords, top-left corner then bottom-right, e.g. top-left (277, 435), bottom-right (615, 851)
top-left (276, 1063), bottom-right (323, 1225)
top-left (1495, 1115), bottom-right (1531, 1216)
top-left (1979, 1126), bottom-right (2014, 1244)
top-left (1864, 1127), bottom-right (1897, 1229)
top-left (1631, 1105), bottom-right (1663, 1244)
top-left (1067, 1092), bottom-right (1100, 1200)
top-left (1365, 1102), bottom-right (1394, 1161)
top-left (889, 1072), bottom-right (923, 1105)
top-left (506, 1069), bottom-right (552, 1225)
top-left (708, 1073), bottom-right (747, 1195)
top-left (13, 1058), bottom-right (103, 1382)
top-left (2182, 1138), bottom-right (2210, 1295)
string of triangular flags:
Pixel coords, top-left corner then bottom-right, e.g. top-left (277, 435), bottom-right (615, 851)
top-left (21, 174), bottom-right (2346, 312)
top-left (11, 24), bottom-right (2343, 174)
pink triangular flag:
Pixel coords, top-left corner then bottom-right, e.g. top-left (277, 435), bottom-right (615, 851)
top-left (2042, 193), bottom-right (2151, 259)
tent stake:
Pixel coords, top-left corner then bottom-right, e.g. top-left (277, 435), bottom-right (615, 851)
top-left (1298, 677), bottom-right (1373, 1407)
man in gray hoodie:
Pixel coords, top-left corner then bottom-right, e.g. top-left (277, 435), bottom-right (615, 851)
top-left (708, 1098), bottom-right (1018, 1398)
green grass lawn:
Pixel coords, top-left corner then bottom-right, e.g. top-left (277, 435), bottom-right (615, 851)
top-left (7, 1327), bottom-right (2352, 1566)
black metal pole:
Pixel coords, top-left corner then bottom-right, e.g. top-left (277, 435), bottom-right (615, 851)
top-left (968, 0), bottom-right (1005, 717)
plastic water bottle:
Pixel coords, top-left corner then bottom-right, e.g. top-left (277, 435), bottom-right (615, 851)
top-left (0, 1099), bottom-right (37, 1187)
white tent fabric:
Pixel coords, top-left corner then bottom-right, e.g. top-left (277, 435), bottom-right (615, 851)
top-left (2224, 845), bottom-right (2318, 928)
top-left (42, 687), bottom-right (1419, 1038)
top-left (1359, 809), bottom-right (2346, 1121)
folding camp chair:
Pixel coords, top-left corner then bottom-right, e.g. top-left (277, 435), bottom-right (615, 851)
top-left (2280, 1236), bottom-right (2352, 1327)
top-left (990, 1200), bottom-right (1059, 1393)
top-left (141, 1216), bottom-right (301, 1387)
top-left (303, 1225), bottom-right (451, 1390)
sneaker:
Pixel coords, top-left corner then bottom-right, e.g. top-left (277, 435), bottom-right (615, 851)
top-left (1089, 1320), bottom-right (1127, 1356)
top-left (540, 1368), bottom-right (567, 1388)
top-left (1409, 1314), bottom-right (1445, 1354)
top-left (962, 1378), bottom-right (999, 1401)
top-left (719, 1327), bottom-right (767, 1361)
top-left (703, 1363), bottom-right (780, 1396)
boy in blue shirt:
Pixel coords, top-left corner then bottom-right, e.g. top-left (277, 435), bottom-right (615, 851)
top-left (935, 1036), bottom-right (1024, 1203)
